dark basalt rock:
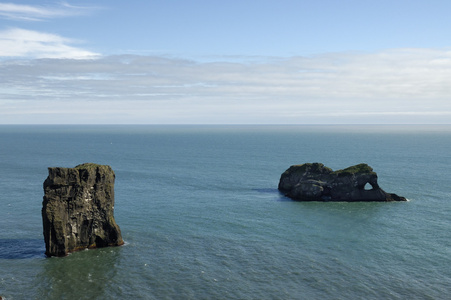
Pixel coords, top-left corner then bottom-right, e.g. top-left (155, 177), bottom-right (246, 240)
top-left (278, 163), bottom-right (406, 202)
top-left (42, 163), bottom-right (124, 257)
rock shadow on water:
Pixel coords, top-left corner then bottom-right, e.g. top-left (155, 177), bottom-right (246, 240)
top-left (253, 188), bottom-right (279, 194)
top-left (253, 188), bottom-right (290, 201)
top-left (0, 239), bottom-right (46, 259)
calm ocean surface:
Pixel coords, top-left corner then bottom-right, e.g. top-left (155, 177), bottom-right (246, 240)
top-left (0, 125), bottom-right (450, 299)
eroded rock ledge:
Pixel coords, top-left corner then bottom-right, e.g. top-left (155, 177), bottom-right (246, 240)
top-left (42, 163), bottom-right (124, 257)
top-left (278, 163), bottom-right (406, 202)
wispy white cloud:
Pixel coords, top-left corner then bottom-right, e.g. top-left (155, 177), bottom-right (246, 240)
top-left (0, 2), bottom-right (101, 59)
top-left (1, 48), bottom-right (451, 124)
top-left (0, 28), bottom-right (99, 58)
top-left (0, 2), bottom-right (95, 21)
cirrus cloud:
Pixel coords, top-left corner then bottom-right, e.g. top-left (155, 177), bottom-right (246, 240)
top-left (0, 2), bottom-right (96, 21)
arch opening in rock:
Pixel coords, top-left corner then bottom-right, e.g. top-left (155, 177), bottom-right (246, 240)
top-left (364, 182), bottom-right (374, 191)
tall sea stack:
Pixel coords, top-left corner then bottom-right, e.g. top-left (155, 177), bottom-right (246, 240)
top-left (42, 163), bottom-right (124, 257)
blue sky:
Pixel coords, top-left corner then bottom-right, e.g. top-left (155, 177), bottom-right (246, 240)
top-left (1, 0), bottom-right (451, 124)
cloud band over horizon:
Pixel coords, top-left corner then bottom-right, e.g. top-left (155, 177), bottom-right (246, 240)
top-left (1, 48), bottom-right (451, 124)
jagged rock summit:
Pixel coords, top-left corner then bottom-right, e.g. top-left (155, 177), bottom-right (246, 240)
top-left (42, 163), bottom-right (124, 257)
top-left (278, 163), bottom-right (406, 202)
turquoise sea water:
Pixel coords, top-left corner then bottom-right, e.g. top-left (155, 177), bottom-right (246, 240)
top-left (0, 125), bottom-right (450, 299)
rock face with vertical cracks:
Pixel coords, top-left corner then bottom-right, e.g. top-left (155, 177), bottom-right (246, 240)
top-left (278, 163), bottom-right (406, 202)
top-left (42, 163), bottom-right (124, 257)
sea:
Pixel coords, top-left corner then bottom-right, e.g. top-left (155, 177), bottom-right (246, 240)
top-left (0, 124), bottom-right (450, 299)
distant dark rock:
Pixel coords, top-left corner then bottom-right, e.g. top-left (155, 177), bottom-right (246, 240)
top-left (278, 163), bottom-right (406, 202)
top-left (42, 163), bottom-right (124, 257)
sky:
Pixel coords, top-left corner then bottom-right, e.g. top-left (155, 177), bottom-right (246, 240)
top-left (1, 0), bottom-right (451, 124)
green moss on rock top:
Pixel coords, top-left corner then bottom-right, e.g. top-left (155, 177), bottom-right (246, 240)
top-left (74, 163), bottom-right (112, 171)
top-left (332, 163), bottom-right (375, 176)
top-left (287, 163), bottom-right (333, 174)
